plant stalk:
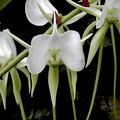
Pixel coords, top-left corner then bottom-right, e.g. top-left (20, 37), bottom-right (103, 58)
top-left (110, 25), bottom-right (118, 120)
top-left (86, 39), bottom-right (104, 120)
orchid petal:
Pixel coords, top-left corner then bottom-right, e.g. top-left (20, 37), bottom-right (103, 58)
top-left (25, 0), bottom-right (58, 26)
top-left (56, 31), bottom-right (85, 71)
top-left (17, 67), bottom-right (31, 93)
top-left (114, 1), bottom-right (120, 21)
top-left (96, 0), bottom-right (119, 28)
top-left (0, 30), bottom-right (16, 61)
top-left (27, 34), bottom-right (52, 74)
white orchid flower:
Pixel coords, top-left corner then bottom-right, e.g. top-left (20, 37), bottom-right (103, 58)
top-left (0, 30), bottom-right (16, 67)
top-left (96, 0), bottom-right (120, 28)
top-left (27, 12), bottom-right (85, 74)
top-left (27, 12), bottom-right (87, 107)
top-left (25, 0), bottom-right (58, 26)
top-left (0, 29), bottom-right (27, 69)
top-left (0, 30), bottom-right (17, 109)
top-left (0, 30), bottom-right (30, 120)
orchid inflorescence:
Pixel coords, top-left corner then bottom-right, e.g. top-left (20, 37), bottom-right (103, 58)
top-left (0, 0), bottom-right (120, 120)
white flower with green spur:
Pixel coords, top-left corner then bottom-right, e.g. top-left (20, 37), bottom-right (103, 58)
top-left (96, 0), bottom-right (120, 28)
top-left (27, 13), bottom-right (86, 74)
top-left (27, 12), bottom-right (89, 107)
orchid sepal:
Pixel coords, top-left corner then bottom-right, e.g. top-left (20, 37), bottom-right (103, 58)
top-left (31, 74), bottom-right (38, 97)
top-left (48, 66), bottom-right (59, 107)
top-left (86, 23), bottom-right (110, 67)
top-left (17, 67), bottom-right (31, 93)
top-left (82, 21), bottom-right (96, 39)
top-left (10, 68), bottom-right (26, 120)
top-left (70, 70), bottom-right (77, 99)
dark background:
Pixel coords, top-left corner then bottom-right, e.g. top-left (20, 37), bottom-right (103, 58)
top-left (0, 0), bottom-right (120, 119)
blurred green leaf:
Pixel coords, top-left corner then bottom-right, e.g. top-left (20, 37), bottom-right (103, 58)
top-left (0, 0), bottom-right (12, 10)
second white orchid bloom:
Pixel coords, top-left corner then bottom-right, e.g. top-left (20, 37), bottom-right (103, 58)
top-left (0, 29), bottom-right (31, 120)
top-left (0, 30), bottom-right (16, 67)
top-left (27, 13), bottom-right (85, 74)
top-left (25, 0), bottom-right (58, 26)
top-left (96, 0), bottom-right (120, 28)
top-left (0, 30), bottom-right (16, 109)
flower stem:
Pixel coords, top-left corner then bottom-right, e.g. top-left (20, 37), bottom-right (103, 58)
top-left (52, 105), bottom-right (56, 120)
top-left (67, 68), bottom-right (77, 120)
top-left (86, 39), bottom-right (104, 120)
top-left (19, 95), bottom-right (26, 120)
top-left (110, 25), bottom-right (118, 120)
top-left (0, 49), bottom-right (29, 77)
top-left (62, 9), bottom-right (81, 25)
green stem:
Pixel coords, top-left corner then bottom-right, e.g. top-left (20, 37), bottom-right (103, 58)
top-left (67, 68), bottom-right (77, 120)
top-left (0, 49), bottom-right (29, 77)
top-left (86, 40), bottom-right (104, 120)
top-left (19, 95), bottom-right (26, 120)
top-left (110, 25), bottom-right (118, 120)
top-left (62, 9), bottom-right (81, 25)
top-left (52, 105), bottom-right (56, 120)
